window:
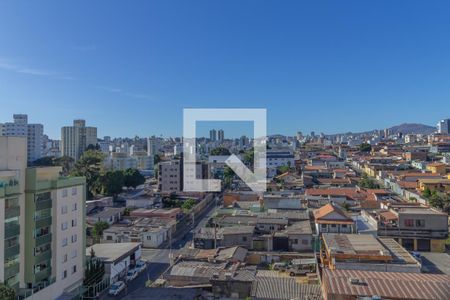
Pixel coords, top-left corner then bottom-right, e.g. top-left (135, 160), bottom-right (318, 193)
top-left (331, 224), bottom-right (337, 228)
top-left (61, 205), bottom-right (68, 214)
top-left (62, 189), bottom-right (68, 197)
top-left (342, 224), bottom-right (347, 228)
top-left (293, 239), bottom-right (299, 244)
top-left (62, 270), bottom-right (67, 279)
top-left (71, 249), bottom-right (77, 258)
top-left (321, 224), bottom-right (327, 228)
top-left (61, 222), bottom-right (68, 231)
top-left (147, 236), bottom-right (151, 240)
top-left (71, 187), bottom-right (77, 196)
top-left (302, 239), bottom-right (309, 245)
top-left (72, 203), bottom-right (77, 211)
top-left (62, 238), bottom-right (68, 247)
top-left (415, 219), bottom-right (425, 227)
top-left (72, 219), bottom-right (77, 227)
top-left (242, 236), bottom-right (247, 242)
top-left (404, 219), bottom-right (414, 227)
top-left (62, 254), bottom-right (68, 263)
top-left (72, 265), bottom-right (77, 274)
top-left (71, 234), bottom-right (77, 243)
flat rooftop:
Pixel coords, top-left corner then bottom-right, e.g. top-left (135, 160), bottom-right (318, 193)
top-left (86, 242), bottom-right (140, 263)
top-left (322, 234), bottom-right (390, 257)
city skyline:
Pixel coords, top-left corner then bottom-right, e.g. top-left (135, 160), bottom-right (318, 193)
top-left (1, 1), bottom-right (450, 138)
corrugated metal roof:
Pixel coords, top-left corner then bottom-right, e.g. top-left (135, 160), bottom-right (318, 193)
top-left (251, 276), bottom-right (322, 300)
top-left (323, 269), bottom-right (450, 300)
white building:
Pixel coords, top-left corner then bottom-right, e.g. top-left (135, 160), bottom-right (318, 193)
top-left (0, 137), bottom-right (86, 299)
top-left (0, 114), bottom-right (44, 164)
top-left (61, 119), bottom-right (97, 161)
top-left (437, 119), bottom-right (450, 134)
top-left (147, 136), bottom-right (161, 157)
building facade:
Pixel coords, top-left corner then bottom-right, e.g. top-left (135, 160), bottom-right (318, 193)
top-left (0, 137), bottom-right (87, 299)
top-left (61, 119), bottom-right (97, 161)
top-left (0, 114), bottom-right (44, 164)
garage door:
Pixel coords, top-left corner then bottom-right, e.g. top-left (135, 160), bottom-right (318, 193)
top-left (417, 239), bottom-right (431, 251)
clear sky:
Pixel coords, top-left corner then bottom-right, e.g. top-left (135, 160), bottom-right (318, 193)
top-left (1, 0), bottom-right (449, 139)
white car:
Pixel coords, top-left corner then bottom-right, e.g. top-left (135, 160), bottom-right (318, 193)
top-left (135, 259), bottom-right (147, 273)
top-left (108, 281), bottom-right (125, 296)
top-left (126, 268), bottom-right (138, 281)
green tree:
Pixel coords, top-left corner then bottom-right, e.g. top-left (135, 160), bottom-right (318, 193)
top-left (98, 170), bottom-right (124, 197)
top-left (422, 187), bottom-right (432, 198)
top-left (32, 156), bottom-right (55, 166)
top-left (55, 156), bottom-right (75, 175)
top-left (428, 192), bottom-right (449, 210)
top-left (0, 283), bottom-right (16, 300)
top-left (181, 199), bottom-right (196, 212)
top-left (71, 150), bottom-right (105, 199)
top-left (92, 221), bottom-right (109, 241)
top-left (154, 154), bottom-right (162, 165)
top-left (243, 148), bottom-right (254, 166)
top-left (359, 143), bottom-right (372, 152)
top-left (359, 174), bottom-right (380, 189)
top-left (123, 168), bottom-right (145, 189)
top-left (277, 165), bottom-right (290, 175)
top-left (210, 147), bottom-right (231, 156)
top-left (223, 166), bottom-right (235, 188)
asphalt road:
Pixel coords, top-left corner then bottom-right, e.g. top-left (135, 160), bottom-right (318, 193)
top-left (99, 195), bottom-right (221, 299)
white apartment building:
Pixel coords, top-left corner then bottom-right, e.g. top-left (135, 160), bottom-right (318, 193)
top-left (0, 136), bottom-right (87, 299)
top-left (0, 114), bottom-right (44, 164)
top-left (104, 151), bottom-right (153, 171)
top-left (147, 136), bottom-right (161, 157)
top-left (61, 119), bottom-right (97, 161)
top-left (437, 119), bottom-right (450, 134)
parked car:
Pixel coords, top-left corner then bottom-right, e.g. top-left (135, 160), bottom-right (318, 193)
top-left (287, 258), bottom-right (316, 276)
top-left (135, 259), bottom-right (147, 273)
top-left (126, 268), bottom-right (138, 281)
top-left (108, 281), bottom-right (125, 296)
top-left (272, 262), bottom-right (289, 271)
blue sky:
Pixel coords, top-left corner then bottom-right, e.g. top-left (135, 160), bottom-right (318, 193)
top-left (0, 0), bottom-right (449, 139)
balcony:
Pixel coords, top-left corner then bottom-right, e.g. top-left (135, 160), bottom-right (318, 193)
top-left (34, 267), bottom-right (52, 283)
top-left (35, 216), bottom-right (52, 229)
top-left (34, 250), bottom-right (52, 264)
top-left (5, 184), bottom-right (20, 195)
top-left (35, 233), bottom-right (52, 247)
top-left (4, 263), bottom-right (20, 279)
top-left (5, 206), bottom-right (20, 219)
top-left (4, 244), bottom-right (20, 259)
top-left (5, 224), bottom-right (20, 238)
top-left (36, 199), bottom-right (52, 211)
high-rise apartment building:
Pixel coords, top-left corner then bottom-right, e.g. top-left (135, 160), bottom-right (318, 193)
top-left (0, 136), bottom-right (86, 299)
top-left (0, 114), bottom-right (44, 164)
top-left (61, 119), bottom-right (97, 161)
top-left (437, 119), bottom-right (450, 134)
top-left (218, 129), bottom-right (224, 141)
top-left (209, 129), bottom-right (217, 141)
top-left (147, 136), bottom-right (161, 157)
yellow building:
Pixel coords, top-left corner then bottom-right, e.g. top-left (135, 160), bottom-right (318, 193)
top-left (417, 178), bottom-right (450, 193)
top-left (426, 163), bottom-right (447, 175)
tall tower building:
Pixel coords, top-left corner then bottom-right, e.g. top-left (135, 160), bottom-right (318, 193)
top-left (147, 136), bottom-right (161, 157)
top-left (61, 119), bottom-right (97, 161)
top-left (218, 129), bottom-right (224, 142)
top-left (209, 129), bottom-right (217, 141)
top-left (0, 136), bottom-right (86, 298)
top-left (437, 119), bottom-right (450, 134)
top-left (0, 114), bottom-right (44, 164)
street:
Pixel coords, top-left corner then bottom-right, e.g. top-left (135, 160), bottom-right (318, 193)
top-left (98, 194), bottom-right (221, 299)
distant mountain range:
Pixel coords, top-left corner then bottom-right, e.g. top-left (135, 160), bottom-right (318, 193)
top-left (326, 123), bottom-right (436, 137)
top-left (386, 123), bottom-right (436, 135)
